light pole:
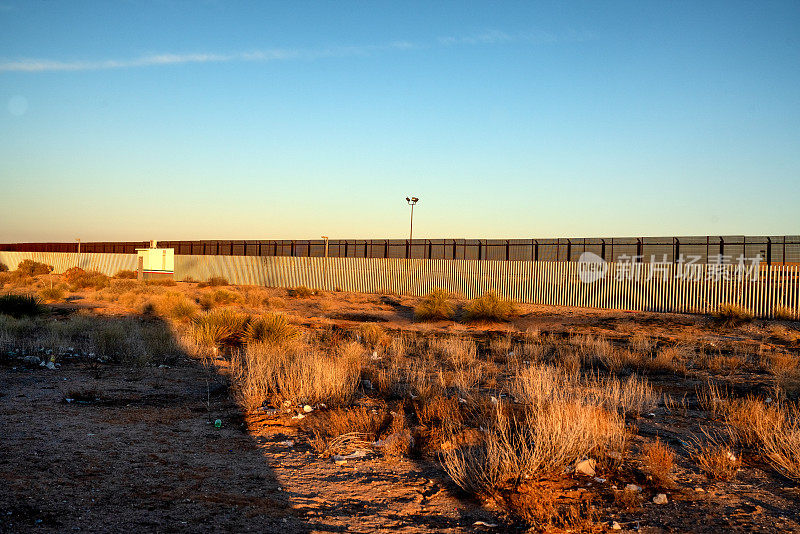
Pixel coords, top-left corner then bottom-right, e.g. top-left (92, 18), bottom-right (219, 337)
top-left (405, 197), bottom-right (419, 240)
top-left (321, 236), bottom-right (329, 291)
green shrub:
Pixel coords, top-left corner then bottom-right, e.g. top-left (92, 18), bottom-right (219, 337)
top-left (244, 313), bottom-right (298, 346)
top-left (114, 270), bottom-right (137, 279)
top-left (414, 288), bottom-right (455, 321)
top-left (463, 291), bottom-right (517, 322)
top-left (15, 260), bottom-right (53, 277)
top-left (191, 308), bottom-right (250, 347)
top-left (0, 293), bottom-right (45, 318)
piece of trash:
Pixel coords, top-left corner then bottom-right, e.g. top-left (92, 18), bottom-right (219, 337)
top-left (278, 440), bottom-right (295, 447)
top-left (214, 419), bottom-right (222, 428)
top-left (303, 405), bottom-right (313, 413)
top-left (612, 521), bottom-right (622, 530)
top-left (334, 459), bottom-right (347, 466)
top-left (473, 521), bottom-right (498, 528)
top-left (625, 484), bottom-right (642, 493)
top-left (65, 398), bottom-right (74, 403)
top-left (292, 413), bottom-right (305, 420)
top-left (594, 477), bottom-right (607, 483)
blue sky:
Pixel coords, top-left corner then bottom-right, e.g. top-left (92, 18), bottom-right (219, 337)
top-left (1, 1), bottom-right (798, 241)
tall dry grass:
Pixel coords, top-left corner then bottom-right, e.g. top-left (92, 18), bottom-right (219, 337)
top-left (230, 340), bottom-right (361, 411)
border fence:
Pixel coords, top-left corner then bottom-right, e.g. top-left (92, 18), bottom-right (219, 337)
top-left (0, 251), bottom-right (797, 319)
top-left (2, 235), bottom-right (799, 264)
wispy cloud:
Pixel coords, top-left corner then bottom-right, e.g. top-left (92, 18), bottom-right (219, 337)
top-left (0, 30), bottom-right (587, 74)
top-left (438, 29), bottom-right (593, 46)
top-left (0, 41), bottom-right (418, 73)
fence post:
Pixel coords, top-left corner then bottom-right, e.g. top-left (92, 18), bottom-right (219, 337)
top-left (567, 239), bottom-right (572, 262)
top-left (506, 240), bottom-right (510, 261)
top-left (767, 237), bottom-right (772, 266)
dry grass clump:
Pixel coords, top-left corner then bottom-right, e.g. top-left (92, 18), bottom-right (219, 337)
top-left (689, 431), bottom-right (740, 481)
top-left (0, 263), bottom-right (7, 272)
top-left (414, 288), bottom-right (455, 321)
top-left (648, 346), bottom-right (689, 374)
top-left (114, 269), bottom-right (137, 279)
top-left (0, 293), bottom-right (45, 318)
top-left (90, 317), bottom-right (181, 365)
top-left (198, 288), bottom-right (242, 309)
top-left (462, 291), bottom-right (516, 322)
top-left (512, 365), bottom-right (657, 417)
top-left (643, 438), bottom-right (675, 487)
top-left (144, 278), bottom-right (177, 287)
top-left (243, 313), bottom-right (298, 346)
top-left (38, 286), bottom-right (66, 302)
top-left (773, 305), bottom-right (797, 321)
top-left (197, 276), bottom-right (229, 288)
top-left (191, 308), bottom-right (250, 347)
top-left (358, 323), bottom-right (387, 349)
top-left (442, 397), bottom-right (626, 511)
top-left (290, 285), bottom-right (315, 298)
top-left (64, 267), bottom-right (110, 290)
top-left (716, 303), bottom-right (754, 325)
top-left (15, 260), bottom-right (53, 277)
top-left (630, 332), bottom-right (655, 354)
top-left (304, 406), bottom-right (385, 454)
top-left (153, 292), bottom-right (198, 322)
top-left (230, 340), bottom-right (361, 411)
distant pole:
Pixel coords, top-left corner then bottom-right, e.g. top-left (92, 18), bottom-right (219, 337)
top-left (405, 197), bottom-right (419, 241)
top-left (321, 236), bottom-right (329, 291)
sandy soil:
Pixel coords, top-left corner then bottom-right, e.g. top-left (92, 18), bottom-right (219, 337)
top-left (2, 284), bottom-right (800, 532)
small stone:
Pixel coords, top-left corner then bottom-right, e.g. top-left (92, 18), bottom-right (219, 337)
top-left (334, 459), bottom-right (347, 466)
top-left (291, 413), bottom-right (305, 420)
top-left (303, 405), bottom-right (313, 413)
top-left (653, 493), bottom-right (668, 505)
top-left (612, 521), bottom-right (622, 530)
top-left (695, 487), bottom-right (705, 493)
top-left (575, 458), bottom-right (596, 477)
top-left (625, 484), bottom-right (642, 493)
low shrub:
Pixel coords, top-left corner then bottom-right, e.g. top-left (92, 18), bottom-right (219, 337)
top-left (689, 434), bottom-right (740, 481)
top-left (199, 288), bottom-right (242, 309)
top-left (643, 438), bottom-right (675, 487)
top-left (191, 308), bottom-right (250, 347)
top-left (65, 268), bottom-right (110, 290)
top-left (291, 285), bottom-right (315, 298)
top-left (230, 341), bottom-right (361, 411)
top-left (414, 288), bottom-right (455, 321)
top-left (462, 291), bottom-right (517, 322)
top-left (198, 276), bottom-right (229, 288)
top-left (715, 303), bottom-right (754, 325)
top-left (144, 278), bottom-right (177, 287)
top-left (15, 260), bottom-right (53, 277)
top-left (773, 305), bottom-right (797, 321)
top-left (39, 286), bottom-right (65, 302)
top-left (0, 293), bottom-right (45, 318)
top-left (243, 313), bottom-right (298, 346)
top-left (114, 270), bottom-right (137, 279)
top-left (154, 292), bottom-right (198, 322)
top-left (0, 263), bottom-right (8, 272)
top-left (358, 323), bottom-right (387, 349)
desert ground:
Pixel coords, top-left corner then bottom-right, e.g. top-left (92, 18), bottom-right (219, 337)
top-left (1, 262), bottom-right (799, 532)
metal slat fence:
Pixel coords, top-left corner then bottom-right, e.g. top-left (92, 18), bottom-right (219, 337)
top-left (1, 251), bottom-right (797, 320)
top-left (2, 236), bottom-right (799, 264)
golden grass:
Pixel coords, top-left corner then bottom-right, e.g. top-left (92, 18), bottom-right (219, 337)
top-left (414, 288), bottom-right (455, 321)
top-left (191, 308), bottom-right (250, 347)
top-left (243, 313), bottom-right (298, 346)
top-left (689, 431), bottom-right (740, 481)
top-left (643, 438), bottom-right (675, 487)
top-left (114, 269), bottom-right (137, 279)
top-left (230, 340), bottom-right (361, 411)
top-left (716, 303), bottom-right (754, 325)
top-left (462, 291), bottom-right (517, 322)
